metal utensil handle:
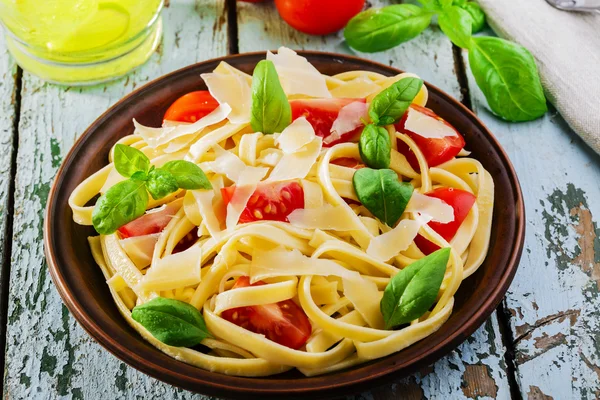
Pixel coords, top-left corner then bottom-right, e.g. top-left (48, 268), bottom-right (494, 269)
top-left (547, 0), bottom-right (600, 11)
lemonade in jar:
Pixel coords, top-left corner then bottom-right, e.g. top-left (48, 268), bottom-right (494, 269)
top-left (0, 0), bottom-right (163, 85)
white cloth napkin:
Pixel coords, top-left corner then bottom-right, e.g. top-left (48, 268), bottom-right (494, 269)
top-left (477, 0), bottom-right (600, 154)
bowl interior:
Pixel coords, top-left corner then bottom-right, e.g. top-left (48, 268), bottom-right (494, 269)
top-left (45, 52), bottom-right (524, 399)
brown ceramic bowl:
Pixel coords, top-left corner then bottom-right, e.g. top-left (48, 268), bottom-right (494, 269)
top-left (44, 51), bottom-right (525, 399)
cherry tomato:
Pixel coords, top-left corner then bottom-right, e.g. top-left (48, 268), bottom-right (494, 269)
top-left (414, 188), bottom-right (477, 255)
top-left (395, 105), bottom-right (466, 172)
top-left (221, 181), bottom-right (304, 224)
top-left (221, 277), bottom-right (312, 349)
top-left (275, 0), bottom-right (365, 35)
top-left (290, 98), bottom-right (366, 147)
top-left (163, 91), bottom-right (219, 123)
top-left (331, 157), bottom-right (365, 169)
top-left (117, 202), bottom-right (181, 239)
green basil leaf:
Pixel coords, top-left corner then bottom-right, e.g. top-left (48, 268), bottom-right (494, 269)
top-left (438, 6), bottom-right (473, 49)
top-left (131, 171), bottom-right (148, 182)
top-left (161, 160), bottom-right (212, 190)
top-left (92, 179), bottom-right (149, 235)
top-left (452, 0), bottom-right (467, 6)
top-left (359, 124), bottom-right (391, 169)
top-left (462, 2), bottom-right (486, 33)
top-left (439, 0), bottom-right (453, 8)
top-left (344, 5), bottom-right (432, 53)
top-left (250, 60), bottom-right (291, 135)
top-left (369, 77), bottom-right (423, 126)
top-left (381, 247), bottom-right (450, 329)
top-left (132, 297), bottom-right (212, 347)
top-left (146, 169), bottom-right (178, 200)
top-left (352, 168), bottom-right (414, 227)
top-left (113, 144), bottom-right (151, 178)
top-left (469, 36), bottom-right (547, 122)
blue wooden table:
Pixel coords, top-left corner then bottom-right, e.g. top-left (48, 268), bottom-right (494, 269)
top-left (1, 1), bottom-right (599, 398)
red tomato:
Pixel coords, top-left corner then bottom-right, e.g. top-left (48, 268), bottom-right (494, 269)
top-left (331, 157), bottom-right (365, 169)
top-left (275, 0), bottom-right (365, 35)
top-left (221, 181), bottom-right (304, 224)
top-left (290, 98), bottom-right (366, 147)
top-left (395, 105), bottom-right (465, 171)
top-left (414, 188), bottom-right (477, 255)
top-left (117, 202), bottom-right (180, 239)
top-left (163, 91), bottom-right (219, 123)
top-left (221, 277), bottom-right (312, 349)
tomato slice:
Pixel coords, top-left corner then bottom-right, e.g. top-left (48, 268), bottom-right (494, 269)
top-left (221, 181), bottom-right (304, 224)
top-left (414, 187), bottom-right (477, 255)
top-left (221, 277), bottom-right (312, 349)
top-left (395, 105), bottom-right (466, 171)
top-left (331, 157), bottom-right (365, 170)
top-left (117, 201), bottom-right (180, 239)
top-left (290, 98), bottom-right (366, 147)
top-left (163, 91), bottom-right (219, 123)
top-left (274, 0), bottom-right (365, 36)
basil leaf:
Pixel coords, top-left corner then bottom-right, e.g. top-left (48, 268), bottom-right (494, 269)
top-left (438, 0), bottom-right (453, 8)
top-left (352, 168), bottom-right (414, 227)
top-left (359, 124), bottom-right (391, 169)
top-left (462, 2), bottom-right (485, 33)
top-left (250, 60), bottom-right (291, 135)
top-left (113, 144), bottom-right (151, 178)
top-left (381, 247), bottom-right (450, 329)
top-left (131, 171), bottom-right (148, 182)
top-left (146, 169), bottom-right (178, 200)
top-left (452, 0), bottom-right (467, 6)
top-left (161, 160), bottom-right (212, 190)
top-left (344, 5), bottom-right (432, 53)
top-left (92, 179), bottom-right (149, 235)
top-left (132, 297), bottom-right (212, 347)
top-left (438, 6), bottom-right (473, 49)
top-left (369, 77), bottom-right (423, 126)
top-left (469, 36), bottom-right (547, 122)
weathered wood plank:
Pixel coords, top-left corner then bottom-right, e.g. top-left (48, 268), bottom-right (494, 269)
top-left (237, 2), bottom-right (511, 399)
top-left (465, 45), bottom-right (600, 399)
top-left (0, 25), bottom-right (18, 278)
top-left (3, 1), bottom-right (227, 398)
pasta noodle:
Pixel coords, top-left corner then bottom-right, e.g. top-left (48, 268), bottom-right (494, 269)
top-left (69, 48), bottom-right (494, 377)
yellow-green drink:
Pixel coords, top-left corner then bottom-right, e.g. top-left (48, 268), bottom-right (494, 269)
top-left (0, 0), bottom-right (163, 85)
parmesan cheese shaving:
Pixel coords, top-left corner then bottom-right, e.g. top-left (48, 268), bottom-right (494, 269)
top-left (226, 167), bottom-right (269, 229)
top-left (134, 104), bottom-right (231, 148)
top-left (301, 179), bottom-right (323, 209)
top-left (192, 189), bottom-right (223, 239)
top-left (204, 145), bottom-right (247, 182)
top-left (251, 248), bottom-right (361, 283)
top-left (406, 192), bottom-right (454, 223)
top-left (404, 107), bottom-right (457, 139)
top-left (201, 71), bottom-right (251, 124)
top-left (275, 117), bottom-right (315, 153)
top-left (267, 47), bottom-right (331, 98)
top-left (137, 245), bottom-right (202, 292)
top-left (267, 137), bottom-right (322, 182)
top-left (119, 233), bottom-right (160, 269)
top-left (366, 219), bottom-right (422, 262)
top-left (326, 101), bottom-right (368, 145)
top-left (343, 278), bottom-right (384, 329)
top-left (288, 205), bottom-right (358, 231)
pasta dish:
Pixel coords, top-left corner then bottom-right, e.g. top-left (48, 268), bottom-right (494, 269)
top-left (68, 47), bottom-right (494, 377)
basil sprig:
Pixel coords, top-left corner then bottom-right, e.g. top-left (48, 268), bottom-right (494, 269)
top-left (369, 77), bottom-right (424, 126)
top-left (381, 247), bottom-right (450, 329)
top-left (344, 5), bottom-right (433, 54)
top-left (132, 297), bottom-right (212, 347)
top-left (250, 59), bottom-right (291, 135)
top-left (359, 124), bottom-right (391, 169)
top-left (352, 168), bottom-right (414, 227)
top-left (92, 144), bottom-right (211, 235)
top-left (343, 1), bottom-right (548, 122)
top-left (469, 37), bottom-right (548, 122)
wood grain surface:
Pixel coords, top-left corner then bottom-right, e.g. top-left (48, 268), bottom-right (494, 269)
top-left (1, 0), bottom-right (599, 399)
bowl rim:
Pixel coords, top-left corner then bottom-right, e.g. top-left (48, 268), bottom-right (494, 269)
top-left (44, 50), bottom-right (525, 398)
